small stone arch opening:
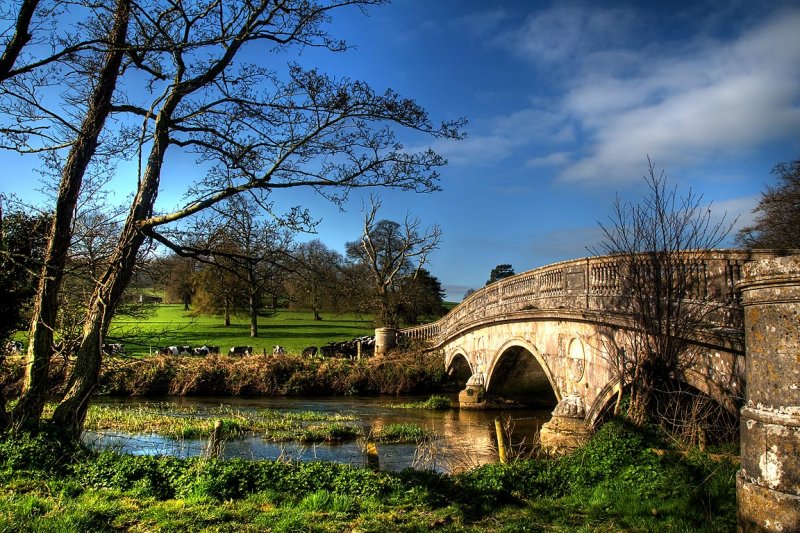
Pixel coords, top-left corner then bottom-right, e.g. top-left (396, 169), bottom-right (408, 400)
top-left (654, 380), bottom-right (739, 446)
top-left (444, 353), bottom-right (472, 391)
top-left (487, 346), bottom-right (557, 408)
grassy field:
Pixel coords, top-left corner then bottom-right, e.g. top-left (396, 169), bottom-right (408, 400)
top-left (110, 305), bottom-right (375, 356)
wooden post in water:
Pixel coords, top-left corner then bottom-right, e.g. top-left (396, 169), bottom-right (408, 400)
top-left (366, 441), bottom-right (380, 470)
top-left (495, 417), bottom-right (508, 464)
top-left (206, 419), bottom-right (224, 459)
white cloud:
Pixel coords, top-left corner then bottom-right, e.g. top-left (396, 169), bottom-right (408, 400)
top-left (511, 5), bottom-right (639, 65)
top-left (708, 194), bottom-right (760, 241)
top-left (555, 8), bottom-right (800, 183)
top-left (474, 5), bottom-right (800, 185)
top-left (526, 152), bottom-right (572, 168)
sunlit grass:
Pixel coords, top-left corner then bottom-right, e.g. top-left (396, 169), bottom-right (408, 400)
top-left (84, 403), bottom-right (359, 441)
top-left (374, 423), bottom-right (432, 443)
top-left (389, 395), bottom-right (452, 410)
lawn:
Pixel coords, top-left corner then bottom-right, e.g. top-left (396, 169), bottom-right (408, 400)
top-left (109, 305), bottom-right (375, 357)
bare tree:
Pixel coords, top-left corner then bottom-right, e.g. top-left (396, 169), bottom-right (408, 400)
top-left (0, 1), bottom-right (109, 83)
top-left (592, 157), bottom-right (733, 426)
top-left (187, 195), bottom-right (294, 337)
top-left (285, 239), bottom-right (346, 320)
top-left (347, 196), bottom-right (441, 327)
top-left (47, 0), bottom-right (462, 438)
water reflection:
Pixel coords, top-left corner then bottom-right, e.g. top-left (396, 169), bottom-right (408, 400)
top-left (84, 395), bottom-right (551, 473)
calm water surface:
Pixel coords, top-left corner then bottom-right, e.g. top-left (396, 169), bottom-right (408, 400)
top-left (84, 395), bottom-right (552, 472)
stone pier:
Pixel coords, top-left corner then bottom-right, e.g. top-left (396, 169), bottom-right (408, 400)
top-left (737, 255), bottom-right (800, 532)
top-left (539, 394), bottom-right (591, 453)
top-left (374, 327), bottom-right (398, 357)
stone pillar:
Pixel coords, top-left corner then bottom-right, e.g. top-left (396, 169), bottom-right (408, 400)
top-left (737, 255), bottom-right (800, 533)
top-left (374, 327), bottom-right (398, 357)
top-left (539, 393), bottom-right (590, 453)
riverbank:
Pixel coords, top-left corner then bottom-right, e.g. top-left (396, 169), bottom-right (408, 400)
top-left (1, 349), bottom-right (449, 399)
top-left (0, 419), bottom-right (737, 532)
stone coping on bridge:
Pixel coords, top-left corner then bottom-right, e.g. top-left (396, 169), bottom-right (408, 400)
top-left (402, 249), bottom-right (792, 347)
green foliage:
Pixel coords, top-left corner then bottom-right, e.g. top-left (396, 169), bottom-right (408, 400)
top-left (0, 431), bottom-right (76, 477)
top-left (72, 452), bottom-right (183, 500)
top-left (374, 423), bottom-right (430, 443)
top-left (298, 423), bottom-right (360, 443)
top-left (486, 264), bottom-right (515, 286)
top-left (390, 394), bottom-right (452, 410)
top-left (561, 417), bottom-right (650, 488)
top-left (0, 209), bottom-right (50, 342)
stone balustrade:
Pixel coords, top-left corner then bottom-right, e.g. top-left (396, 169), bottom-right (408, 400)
top-left (401, 250), bottom-right (784, 347)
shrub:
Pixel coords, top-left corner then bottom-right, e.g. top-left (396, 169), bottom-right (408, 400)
top-left (0, 430), bottom-right (76, 477)
top-left (375, 423), bottom-right (429, 443)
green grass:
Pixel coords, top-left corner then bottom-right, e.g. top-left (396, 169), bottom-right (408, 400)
top-left (374, 423), bottom-right (432, 443)
top-left (83, 403), bottom-right (360, 442)
top-left (108, 305), bottom-right (375, 356)
top-left (389, 395), bottom-right (453, 410)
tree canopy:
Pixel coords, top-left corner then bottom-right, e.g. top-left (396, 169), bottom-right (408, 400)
top-left (737, 159), bottom-right (800, 249)
top-left (486, 264), bottom-right (515, 285)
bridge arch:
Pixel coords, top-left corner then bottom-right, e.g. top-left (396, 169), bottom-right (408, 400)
top-left (485, 338), bottom-right (559, 407)
top-left (444, 350), bottom-right (472, 390)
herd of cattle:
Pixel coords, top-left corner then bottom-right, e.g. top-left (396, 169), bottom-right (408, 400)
top-left (155, 335), bottom-right (376, 359)
top-left (4, 335), bottom-right (377, 359)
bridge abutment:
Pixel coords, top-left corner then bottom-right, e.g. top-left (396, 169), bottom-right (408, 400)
top-left (737, 255), bottom-right (800, 533)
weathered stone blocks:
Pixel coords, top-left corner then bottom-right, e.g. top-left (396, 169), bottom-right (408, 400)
top-left (540, 394), bottom-right (591, 453)
top-left (738, 255), bottom-right (800, 532)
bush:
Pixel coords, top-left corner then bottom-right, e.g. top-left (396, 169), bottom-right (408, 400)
top-left (73, 452), bottom-right (184, 500)
top-left (0, 430), bottom-right (77, 477)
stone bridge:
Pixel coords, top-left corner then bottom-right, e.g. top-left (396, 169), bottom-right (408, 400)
top-left (396, 249), bottom-right (787, 449)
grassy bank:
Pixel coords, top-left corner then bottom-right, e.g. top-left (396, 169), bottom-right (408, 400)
top-left (0, 419), bottom-right (737, 532)
top-left (1, 349), bottom-right (448, 399)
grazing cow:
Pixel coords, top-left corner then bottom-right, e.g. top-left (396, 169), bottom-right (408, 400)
top-left (320, 345), bottom-right (335, 358)
top-left (165, 346), bottom-right (180, 356)
top-left (102, 343), bottom-right (125, 355)
top-left (272, 345), bottom-right (285, 356)
top-left (301, 346), bottom-right (318, 358)
top-left (193, 346), bottom-right (209, 356)
top-left (5, 341), bottom-right (23, 355)
top-left (229, 346), bottom-right (252, 356)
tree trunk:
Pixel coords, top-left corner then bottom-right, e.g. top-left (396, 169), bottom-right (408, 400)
top-left (627, 378), bottom-right (652, 427)
top-left (248, 268), bottom-right (258, 338)
top-left (51, 224), bottom-right (147, 438)
top-left (51, 42), bottom-right (178, 440)
top-left (12, 0), bottom-right (130, 428)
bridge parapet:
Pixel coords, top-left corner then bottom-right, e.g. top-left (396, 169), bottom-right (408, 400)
top-left (402, 250), bottom-right (787, 346)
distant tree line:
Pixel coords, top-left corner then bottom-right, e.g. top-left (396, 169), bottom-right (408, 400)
top-left (155, 196), bottom-right (446, 331)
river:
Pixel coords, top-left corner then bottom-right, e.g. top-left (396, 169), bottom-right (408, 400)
top-left (84, 395), bottom-right (552, 473)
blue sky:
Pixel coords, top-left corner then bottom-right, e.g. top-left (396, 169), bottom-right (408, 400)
top-left (3, 0), bottom-right (800, 300)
